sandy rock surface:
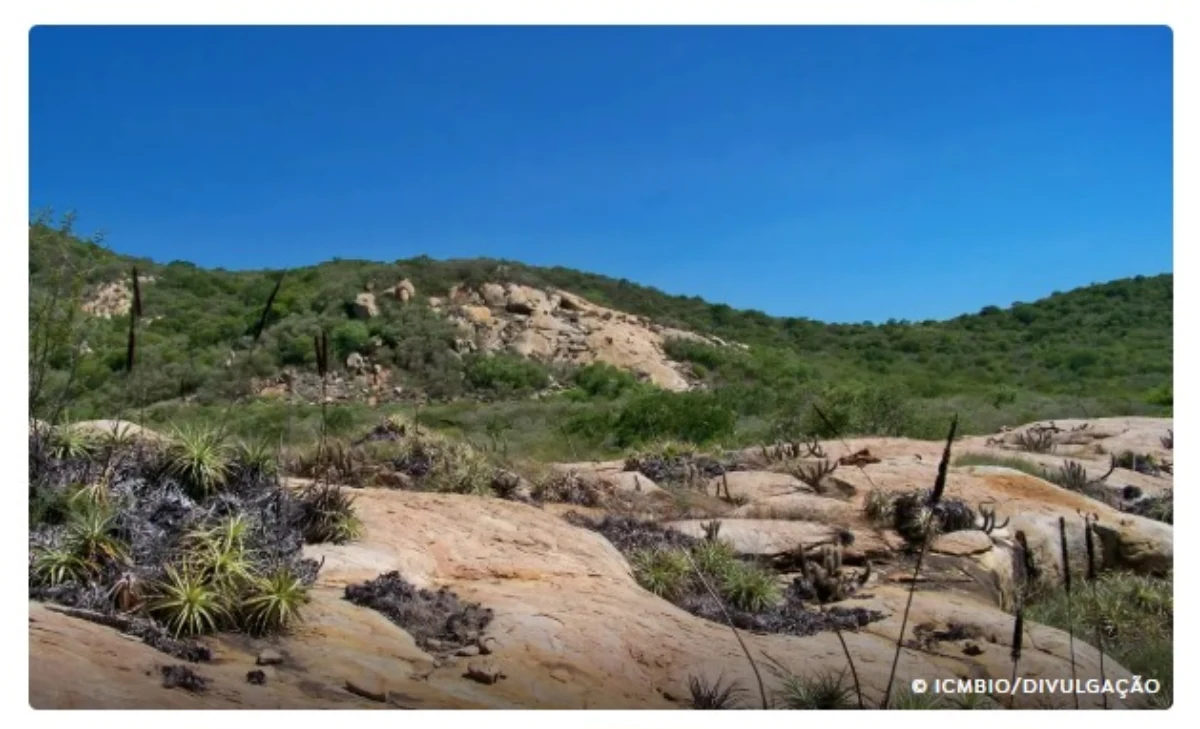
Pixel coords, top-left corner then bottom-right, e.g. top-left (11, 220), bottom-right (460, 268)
top-left (30, 418), bottom-right (1171, 709)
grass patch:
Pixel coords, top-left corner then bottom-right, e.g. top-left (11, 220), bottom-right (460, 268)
top-left (953, 451), bottom-right (1047, 478)
top-left (1025, 572), bottom-right (1173, 708)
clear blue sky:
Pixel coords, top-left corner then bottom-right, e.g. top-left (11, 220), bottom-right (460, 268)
top-left (30, 25), bottom-right (1172, 324)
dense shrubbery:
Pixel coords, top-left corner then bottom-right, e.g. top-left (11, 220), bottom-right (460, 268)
top-left (611, 390), bottom-right (737, 447)
top-left (463, 353), bottom-right (551, 397)
top-left (570, 362), bottom-right (643, 400)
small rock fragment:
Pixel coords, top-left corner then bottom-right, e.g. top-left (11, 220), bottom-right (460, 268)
top-left (962, 642), bottom-right (984, 656)
top-left (160, 665), bottom-right (209, 693)
top-left (464, 661), bottom-right (505, 685)
top-left (345, 678), bottom-right (388, 703)
top-left (256, 648), bottom-right (284, 666)
top-left (246, 670), bottom-right (267, 685)
top-left (455, 645), bottom-right (481, 657)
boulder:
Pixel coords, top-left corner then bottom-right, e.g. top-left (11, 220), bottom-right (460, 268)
top-left (351, 292), bottom-right (379, 319)
top-left (386, 279), bottom-right (416, 303)
top-left (480, 283), bottom-right (508, 308)
top-left (931, 530), bottom-right (993, 556)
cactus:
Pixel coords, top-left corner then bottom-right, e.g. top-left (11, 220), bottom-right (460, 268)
top-left (801, 436), bottom-right (826, 459)
top-left (794, 459), bottom-right (839, 493)
top-left (792, 542), bottom-right (870, 604)
top-left (701, 520), bottom-right (722, 543)
top-left (1015, 428), bottom-right (1056, 453)
top-left (978, 503), bottom-right (1010, 534)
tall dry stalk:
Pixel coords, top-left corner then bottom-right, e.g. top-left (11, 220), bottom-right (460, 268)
top-left (881, 414), bottom-right (958, 709)
top-left (1084, 515), bottom-right (1108, 709)
top-left (314, 329), bottom-right (331, 484)
top-left (1009, 608), bottom-right (1025, 709)
top-left (214, 273), bottom-right (285, 441)
top-left (1059, 516), bottom-right (1080, 709)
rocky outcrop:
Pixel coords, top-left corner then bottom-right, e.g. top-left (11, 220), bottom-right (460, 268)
top-left (80, 275), bottom-right (155, 319)
top-left (351, 292), bottom-right (379, 319)
top-left (30, 485), bottom-right (1149, 709)
top-left (384, 279), bottom-right (416, 303)
top-left (438, 282), bottom-right (729, 390)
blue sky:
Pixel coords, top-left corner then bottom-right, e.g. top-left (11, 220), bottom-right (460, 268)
top-left (29, 25), bottom-right (1172, 323)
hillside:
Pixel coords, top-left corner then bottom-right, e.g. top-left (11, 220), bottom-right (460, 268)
top-left (29, 214), bottom-right (1172, 455)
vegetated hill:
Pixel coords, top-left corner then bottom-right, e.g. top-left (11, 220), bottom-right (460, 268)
top-left (29, 214), bottom-right (1172, 451)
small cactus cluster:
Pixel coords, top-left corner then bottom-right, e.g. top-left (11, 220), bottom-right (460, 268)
top-left (1161, 429), bottom-right (1173, 451)
top-left (701, 519), bottom-right (722, 542)
top-left (892, 489), bottom-right (977, 546)
top-left (793, 542), bottom-right (871, 604)
top-left (977, 503), bottom-right (1010, 534)
top-left (1015, 426), bottom-right (1056, 453)
top-left (759, 436), bottom-right (825, 463)
top-left (792, 459), bottom-right (839, 493)
top-left (1047, 457), bottom-right (1115, 496)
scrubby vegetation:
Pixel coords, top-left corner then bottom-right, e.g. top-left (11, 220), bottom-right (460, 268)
top-left (31, 212), bottom-right (1171, 461)
top-left (565, 513), bottom-right (883, 638)
top-left (27, 423), bottom-right (342, 653)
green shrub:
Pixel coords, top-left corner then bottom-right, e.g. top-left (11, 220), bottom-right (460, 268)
top-left (613, 390), bottom-right (736, 447)
top-left (463, 353), bottom-right (550, 395)
top-left (330, 320), bottom-right (371, 360)
top-left (572, 362), bottom-right (641, 399)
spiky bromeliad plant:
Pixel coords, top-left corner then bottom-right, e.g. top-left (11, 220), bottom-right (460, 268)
top-left (690, 538), bottom-right (739, 581)
top-left (298, 482), bottom-right (364, 545)
top-left (164, 424), bottom-right (232, 498)
top-left (720, 562), bottom-right (782, 613)
top-left (241, 566), bottom-right (310, 636)
top-left (46, 424), bottom-right (98, 461)
top-left (630, 547), bottom-right (691, 600)
top-left (64, 501), bottom-right (130, 567)
top-left (688, 673), bottom-right (746, 710)
top-left (150, 564), bottom-right (232, 638)
top-left (31, 546), bottom-right (90, 586)
top-left (235, 437), bottom-right (278, 479)
top-left (763, 654), bottom-right (857, 710)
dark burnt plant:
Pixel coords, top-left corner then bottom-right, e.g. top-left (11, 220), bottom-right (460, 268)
top-left (892, 489), bottom-right (975, 546)
top-left (1059, 516), bottom-right (1080, 709)
top-left (343, 571), bottom-right (493, 654)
